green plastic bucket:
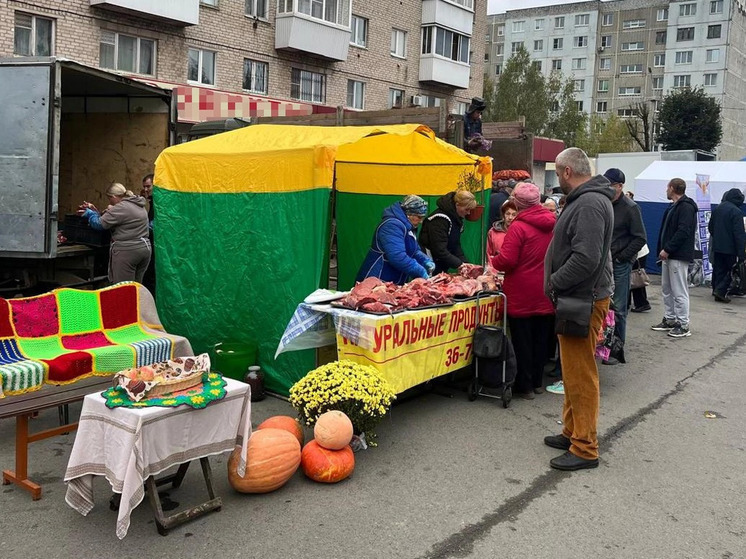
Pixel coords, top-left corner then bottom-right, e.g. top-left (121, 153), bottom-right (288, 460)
top-left (213, 342), bottom-right (258, 381)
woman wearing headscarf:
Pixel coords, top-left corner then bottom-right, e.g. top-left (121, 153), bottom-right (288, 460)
top-left (356, 195), bottom-right (435, 285)
top-left (419, 190), bottom-right (477, 274)
top-left (491, 182), bottom-right (556, 399)
top-left (78, 182), bottom-right (151, 284)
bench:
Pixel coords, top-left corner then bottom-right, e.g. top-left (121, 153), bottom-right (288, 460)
top-left (0, 282), bottom-right (192, 499)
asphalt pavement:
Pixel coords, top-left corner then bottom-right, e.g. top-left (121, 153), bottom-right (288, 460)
top-left (1, 282), bottom-right (744, 559)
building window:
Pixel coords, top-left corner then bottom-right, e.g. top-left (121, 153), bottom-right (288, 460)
top-left (245, 0), bottom-right (267, 18)
top-left (674, 74), bottom-right (691, 88)
top-left (575, 14), bottom-right (589, 26)
top-left (297, 0), bottom-right (351, 26)
top-left (572, 57), bottom-right (587, 70)
top-left (677, 27), bottom-right (695, 41)
top-left (576, 100), bottom-right (584, 112)
top-left (623, 19), bottom-right (646, 29)
top-left (619, 86), bottom-right (641, 96)
top-left (706, 48), bottom-right (720, 63)
top-left (511, 41), bottom-right (523, 55)
top-left (346, 80), bottom-right (365, 109)
top-left (622, 42), bottom-right (644, 51)
top-left (101, 31), bottom-right (156, 76)
top-left (447, 0), bottom-right (474, 8)
top-left (389, 88), bottom-right (404, 108)
top-left (654, 53), bottom-right (665, 66)
top-left (679, 3), bottom-right (696, 16)
top-left (655, 31), bottom-right (667, 45)
top-left (496, 43), bottom-right (504, 55)
top-left (14, 12), bottom-right (54, 56)
top-left (704, 73), bottom-right (718, 86)
top-left (533, 60), bottom-right (542, 71)
top-left (495, 63), bottom-right (502, 75)
top-left (551, 100), bottom-right (560, 112)
top-left (602, 13), bottom-right (613, 26)
top-left (601, 36), bottom-right (612, 48)
top-left (553, 38), bottom-right (563, 50)
top-left (620, 64), bottom-right (643, 73)
top-left (707, 25), bottom-right (722, 39)
top-left (657, 8), bottom-right (668, 21)
top-left (424, 26), bottom-right (468, 63)
top-left (711, 0), bottom-right (724, 14)
top-left (652, 76), bottom-right (663, 90)
top-left (421, 95), bottom-right (442, 108)
top-left (513, 20), bottom-right (525, 33)
top-left (242, 58), bottom-right (268, 93)
top-left (201, 0), bottom-right (218, 6)
top-left (350, 15), bottom-right (368, 47)
top-left (291, 68), bottom-right (325, 103)
top-left (535, 19), bottom-right (544, 31)
top-left (597, 79), bottom-right (609, 92)
top-left (555, 16), bottom-right (565, 29)
top-left (484, 52), bottom-right (489, 63)
top-left (187, 48), bottom-right (215, 85)
top-left (391, 28), bottom-right (407, 58)
top-left (574, 79), bottom-right (585, 92)
top-left (618, 108), bottom-right (635, 117)
top-left (597, 101), bottom-right (608, 113)
top-left (574, 36), bottom-right (587, 48)
top-left (675, 51), bottom-right (693, 64)
top-left (497, 25), bottom-right (504, 36)
top-left (277, 0), bottom-right (292, 12)
top-left (533, 39), bottom-right (543, 51)
top-left (552, 59), bottom-right (562, 71)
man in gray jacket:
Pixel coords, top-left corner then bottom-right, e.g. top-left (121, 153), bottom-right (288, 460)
top-left (543, 148), bottom-right (615, 471)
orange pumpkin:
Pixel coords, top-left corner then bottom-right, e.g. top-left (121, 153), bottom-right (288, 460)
top-left (257, 415), bottom-right (305, 446)
top-left (227, 428), bottom-right (301, 493)
top-left (301, 440), bottom-right (355, 483)
top-left (313, 410), bottom-right (353, 450)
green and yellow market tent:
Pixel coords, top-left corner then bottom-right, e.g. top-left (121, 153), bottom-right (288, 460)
top-left (154, 123), bottom-right (491, 395)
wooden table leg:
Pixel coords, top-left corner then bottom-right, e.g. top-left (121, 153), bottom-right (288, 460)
top-left (2, 414), bottom-right (42, 501)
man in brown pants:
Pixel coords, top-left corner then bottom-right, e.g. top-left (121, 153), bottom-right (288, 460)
top-left (544, 148), bottom-right (615, 471)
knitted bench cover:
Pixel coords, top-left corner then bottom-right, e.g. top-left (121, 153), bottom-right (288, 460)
top-left (0, 283), bottom-right (192, 398)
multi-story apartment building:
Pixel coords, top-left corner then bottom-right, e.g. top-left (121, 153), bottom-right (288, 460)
top-left (2, 0), bottom-right (487, 137)
top-left (486, 0), bottom-right (746, 159)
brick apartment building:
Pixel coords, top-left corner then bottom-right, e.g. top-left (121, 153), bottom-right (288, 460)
top-left (486, 0), bottom-right (746, 159)
top-left (1, 0), bottom-right (487, 138)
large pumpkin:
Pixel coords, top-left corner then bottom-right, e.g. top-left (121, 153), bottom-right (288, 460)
top-left (301, 440), bottom-right (355, 483)
top-left (227, 428), bottom-right (301, 493)
top-left (257, 415), bottom-right (305, 446)
top-left (313, 410), bottom-right (353, 450)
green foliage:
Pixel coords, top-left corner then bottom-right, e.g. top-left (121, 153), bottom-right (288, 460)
top-left (493, 46), bottom-right (550, 134)
top-left (657, 87), bottom-right (722, 152)
top-left (544, 73), bottom-right (588, 146)
top-left (577, 115), bottom-right (636, 157)
top-left (482, 76), bottom-right (498, 122)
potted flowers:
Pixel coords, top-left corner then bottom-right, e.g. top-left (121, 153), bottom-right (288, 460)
top-left (289, 360), bottom-right (396, 447)
top-left (457, 169), bottom-right (487, 222)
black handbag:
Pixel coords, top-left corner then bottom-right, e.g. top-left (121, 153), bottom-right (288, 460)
top-left (554, 295), bottom-right (594, 337)
top-left (473, 325), bottom-right (507, 360)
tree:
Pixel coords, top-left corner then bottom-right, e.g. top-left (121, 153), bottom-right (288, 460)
top-left (577, 115), bottom-right (635, 157)
top-left (656, 87), bottom-right (722, 152)
top-left (492, 46), bottom-right (550, 134)
top-left (624, 102), bottom-right (656, 151)
top-left (482, 76), bottom-right (498, 122)
top-left (544, 73), bottom-right (587, 147)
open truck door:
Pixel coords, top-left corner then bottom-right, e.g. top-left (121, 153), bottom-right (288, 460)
top-left (0, 59), bottom-right (59, 257)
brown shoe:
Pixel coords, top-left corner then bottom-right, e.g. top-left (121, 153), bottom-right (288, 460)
top-left (516, 391), bottom-right (535, 400)
top-left (534, 387), bottom-right (545, 394)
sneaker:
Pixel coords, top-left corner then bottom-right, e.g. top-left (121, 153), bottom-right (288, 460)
top-left (630, 304), bottom-right (651, 313)
top-left (668, 324), bottom-right (691, 338)
top-left (546, 381), bottom-right (564, 395)
top-left (651, 318), bottom-right (678, 331)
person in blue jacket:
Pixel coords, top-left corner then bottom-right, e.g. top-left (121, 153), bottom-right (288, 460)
top-left (356, 195), bottom-right (435, 285)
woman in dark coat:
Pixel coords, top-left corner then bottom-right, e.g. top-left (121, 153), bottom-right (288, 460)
top-left (356, 195), bottom-right (435, 285)
top-left (708, 187), bottom-right (746, 301)
top-left (418, 190), bottom-right (476, 274)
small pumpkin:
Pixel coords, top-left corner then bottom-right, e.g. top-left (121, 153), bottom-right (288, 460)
top-left (313, 410), bottom-right (353, 450)
top-left (257, 415), bottom-right (305, 446)
top-left (227, 428), bottom-right (301, 493)
top-left (301, 440), bottom-right (355, 483)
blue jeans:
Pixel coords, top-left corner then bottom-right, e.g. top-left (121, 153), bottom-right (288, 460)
top-left (612, 260), bottom-right (632, 343)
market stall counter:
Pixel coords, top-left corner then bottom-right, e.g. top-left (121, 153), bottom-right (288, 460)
top-left (277, 293), bottom-right (505, 394)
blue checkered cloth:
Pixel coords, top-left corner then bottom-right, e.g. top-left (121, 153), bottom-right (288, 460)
top-left (275, 303), bottom-right (335, 358)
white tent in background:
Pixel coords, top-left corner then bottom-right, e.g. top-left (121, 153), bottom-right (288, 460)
top-left (635, 161), bottom-right (746, 204)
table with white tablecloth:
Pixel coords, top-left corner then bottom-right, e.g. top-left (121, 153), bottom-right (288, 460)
top-left (64, 377), bottom-right (251, 539)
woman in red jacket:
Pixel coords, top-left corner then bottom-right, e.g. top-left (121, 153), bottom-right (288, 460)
top-left (491, 182), bottom-right (556, 399)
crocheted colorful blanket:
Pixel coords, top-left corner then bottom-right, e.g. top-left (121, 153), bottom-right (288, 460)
top-left (0, 283), bottom-right (188, 398)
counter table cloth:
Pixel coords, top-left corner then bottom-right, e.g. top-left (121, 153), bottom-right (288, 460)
top-left (64, 378), bottom-right (251, 539)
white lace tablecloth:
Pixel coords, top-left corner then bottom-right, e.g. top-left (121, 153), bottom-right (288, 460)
top-left (64, 378), bottom-right (251, 539)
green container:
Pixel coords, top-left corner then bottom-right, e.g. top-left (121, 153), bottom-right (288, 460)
top-left (213, 342), bottom-right (258, 381)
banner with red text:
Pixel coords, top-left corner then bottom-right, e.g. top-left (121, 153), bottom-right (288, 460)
top-left (336, 295), bottom-right (504, 393)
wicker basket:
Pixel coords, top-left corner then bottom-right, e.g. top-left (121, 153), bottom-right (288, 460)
top-left (145, 374), bottom-right (204, 398)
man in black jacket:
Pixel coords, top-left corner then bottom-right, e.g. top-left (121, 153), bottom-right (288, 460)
top-left (603, 168), bottom-right (647, 358)
top-left (708, 188), bottom-right (746, 303)
top-left (651, 178), bottom-right (698, 338)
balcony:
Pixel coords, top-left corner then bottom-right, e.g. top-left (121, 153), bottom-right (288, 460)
top-left (89, 0), bottom-right (199, 26)
top-left (419, 55), bottom-right (470, 88)
top-left (422, 0), bottom-right (473, 36)
top-left (275, 13), bottom-right (351, 61)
